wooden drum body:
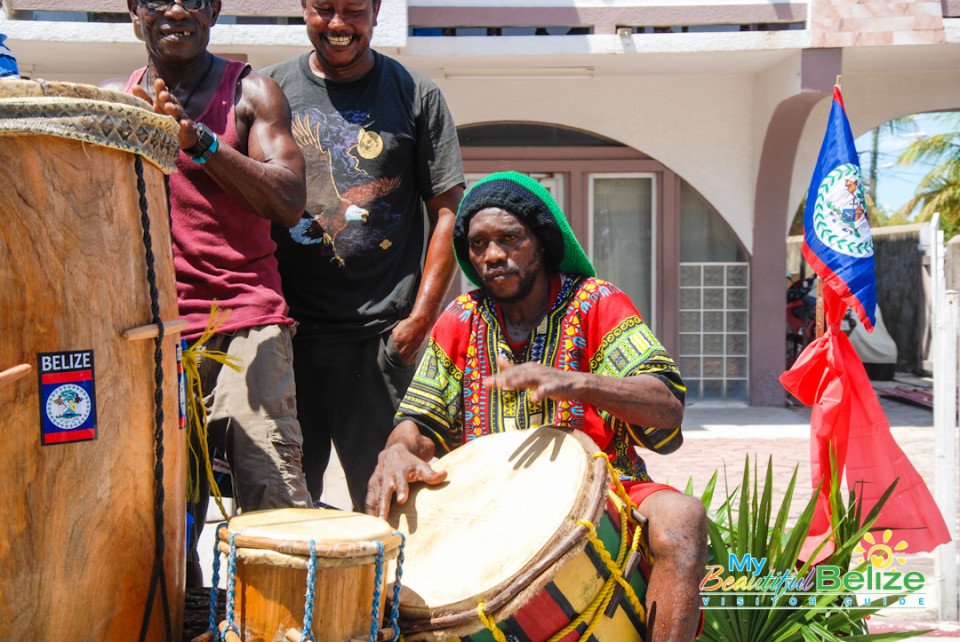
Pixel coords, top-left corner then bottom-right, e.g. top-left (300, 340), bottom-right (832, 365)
top-left (0, 81), bottom-right (183, 640)
top-left (217, 508), bottom-right (403, 642)
top-left (388, 427), bottom-right (649, 642)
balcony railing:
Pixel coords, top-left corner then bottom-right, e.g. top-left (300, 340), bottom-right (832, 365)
top-left (8, 1), bottom-right (811, 32)
top-left (407, 4), bottom-right (807, 37)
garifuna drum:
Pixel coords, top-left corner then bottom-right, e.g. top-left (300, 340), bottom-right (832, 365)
top-left (0, 80), bottom-right (184, 640)
top-left (211, 508), bottom-right (406, 642)
top-left (388, 426), bottom-right (651, 642)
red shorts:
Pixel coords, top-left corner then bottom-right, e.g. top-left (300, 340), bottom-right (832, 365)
top-left (621, 479), bottom-right (679, 506)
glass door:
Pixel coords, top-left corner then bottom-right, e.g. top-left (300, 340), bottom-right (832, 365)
top-left (589, 173), bottom-right (655, 321)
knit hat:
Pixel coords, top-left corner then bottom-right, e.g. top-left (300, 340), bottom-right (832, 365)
top-left (453, 171), bottom-right (595, 287)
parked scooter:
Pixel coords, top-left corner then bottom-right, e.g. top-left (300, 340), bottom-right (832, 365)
top-left (786, 273), bottom-right (855, 368)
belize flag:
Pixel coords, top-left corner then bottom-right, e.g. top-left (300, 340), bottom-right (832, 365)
top-left (802, 85), bottom-right (876, 331)
top-left (782, 83), bottom-right (950, 556)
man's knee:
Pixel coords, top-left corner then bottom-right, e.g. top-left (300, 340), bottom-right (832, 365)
top-left (643, 492), bottom-right (708, 569)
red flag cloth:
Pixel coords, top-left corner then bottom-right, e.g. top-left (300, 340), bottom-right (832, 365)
top-left (780, 287), bottom-right (950, 553)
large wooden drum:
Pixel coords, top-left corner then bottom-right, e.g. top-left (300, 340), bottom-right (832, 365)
top-left (388, 427), bottom-right (650, 642)
top-left (0, 80), bottom-right (183, 640)
top-left (214, 508), bottom-right (404, 642)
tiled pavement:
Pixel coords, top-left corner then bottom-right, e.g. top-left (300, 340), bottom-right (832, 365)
top-left (200, 377), bottom-right (960, 639)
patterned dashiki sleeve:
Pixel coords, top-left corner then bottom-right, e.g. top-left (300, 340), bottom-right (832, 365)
top-left (395, 298), bottom-right (472, 454)
top-left (587, 291), bottom-right (686, 455)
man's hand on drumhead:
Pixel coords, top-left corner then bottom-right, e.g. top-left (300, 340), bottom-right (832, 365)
top-left (365, 422), bottom-right (448, 519)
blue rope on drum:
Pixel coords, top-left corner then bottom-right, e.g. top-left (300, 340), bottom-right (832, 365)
top-left (301, 540), bottom-right (318, 642)
top-left (389, 532), bottom-right (406, 642)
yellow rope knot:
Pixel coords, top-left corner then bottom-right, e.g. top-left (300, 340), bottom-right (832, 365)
top-left (592, 451), bottom-right (637, 514)
top-left (476, 601), bottom-right (507, 642)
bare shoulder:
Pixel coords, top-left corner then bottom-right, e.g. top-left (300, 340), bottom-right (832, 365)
top-left (235, 67), bottom-right (292, 124)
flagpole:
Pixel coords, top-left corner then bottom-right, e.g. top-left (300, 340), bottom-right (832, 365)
top-left (814, 75), bottom-right (841, 340)
top-left (816, 279), bottom-right (824, 338)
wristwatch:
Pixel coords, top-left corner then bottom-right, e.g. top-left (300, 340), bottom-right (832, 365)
top-left (184, 122), bottom-right (219, 165)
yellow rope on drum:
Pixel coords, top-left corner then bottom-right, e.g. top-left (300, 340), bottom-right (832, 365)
top-left (180, 303), bottom-right (242, 519)
top-left (477, 452), bottom-right (648, 642)
top-left (476, 601), bottom-right (508, 642)
top-left (545, 512), bottom-right (627, 642)
top-left (593, 451), bottom-right (638, 514)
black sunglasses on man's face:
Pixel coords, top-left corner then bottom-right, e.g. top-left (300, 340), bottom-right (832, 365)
top-left (137, 0), bottom-right (211, 11)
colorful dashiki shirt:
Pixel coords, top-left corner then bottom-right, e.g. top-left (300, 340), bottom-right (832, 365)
top-left (398, 274), bottom-right (685, 481)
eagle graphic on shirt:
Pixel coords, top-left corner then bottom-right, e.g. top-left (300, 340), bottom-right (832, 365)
top-left (288, 110), bottom-right (400, 267)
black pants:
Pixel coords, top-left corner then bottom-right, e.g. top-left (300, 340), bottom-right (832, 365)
top-left (293, 330), bottom-right (418, 511)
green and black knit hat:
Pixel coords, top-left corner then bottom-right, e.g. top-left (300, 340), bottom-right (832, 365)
top-left (453, 171), bottom-right (595, 287)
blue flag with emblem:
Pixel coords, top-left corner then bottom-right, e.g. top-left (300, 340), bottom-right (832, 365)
top-left (801, 85), bottom-right (877, 331)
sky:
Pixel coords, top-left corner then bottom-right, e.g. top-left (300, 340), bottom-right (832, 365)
top-left (854, 112), bottom-right (954, 216)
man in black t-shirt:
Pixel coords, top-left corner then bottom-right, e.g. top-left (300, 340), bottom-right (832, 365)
top-left (263, 0), bottom-right (464, 510)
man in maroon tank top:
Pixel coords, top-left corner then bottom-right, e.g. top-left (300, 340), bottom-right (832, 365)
top-left (126, 0), bottom-right (312, 588)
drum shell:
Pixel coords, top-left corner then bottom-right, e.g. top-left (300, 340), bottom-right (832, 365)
top-left (218, 509), bottom-right (402, 642)
top-left (0, 85), bottom-right (183, 641)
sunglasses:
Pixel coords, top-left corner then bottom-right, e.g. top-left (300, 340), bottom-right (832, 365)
top-left (137, 0), bottom-right (212, 11)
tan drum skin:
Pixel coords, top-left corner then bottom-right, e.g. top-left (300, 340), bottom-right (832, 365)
top-left (216, 508), bottom-right (404, 642)
top-left (0, 80), bottom-right (184, 640)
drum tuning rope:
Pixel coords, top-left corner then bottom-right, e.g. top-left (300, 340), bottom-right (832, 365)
top-left (547, 484), bottom-right (645, 641)
top-left (475, 602), bottom-right (508, 642)
top-left (388, 531), bottom-right (407, 642)
top-left (370, 541), bottom-right (387, 642)
top-left (592, 452), bottom-right (638, 515)
top-left (133, 154), bottom-right (173, 642)
top-left (207, 522), bottom-right (229, 637)
top-left (299, 539), bottom-right (319, 642)
top-left (222, 533), bottom-right (242, 641)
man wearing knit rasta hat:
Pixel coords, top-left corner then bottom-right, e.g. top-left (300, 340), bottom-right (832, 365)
top-left (367, 171), bottom-right (706, 641)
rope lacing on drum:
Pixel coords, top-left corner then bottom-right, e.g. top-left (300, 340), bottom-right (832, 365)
top-left (207, 522), bottom-right (229, 636)
top-left (594, 451), bottom-right (638, 514)
top-left (298, 539), bottom-right (318, 642)
top-left (388, 532), bottom-right (407, 642)
top-left (369, 541), bottom-right (386, 642)
top-left (223, 533), bottom-right (241, 641)
top-left (537, 453), bottom-right (646, 642)
top-left (476, 602), bottom-right (508, 642)
top-left (134, 154), bottom-right (173, 642)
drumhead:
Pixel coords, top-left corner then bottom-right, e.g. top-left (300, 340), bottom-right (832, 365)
top-left (222, 508), bottom-right (401, 560)
top-left (388, 427), bottom-right (607, 620)
top-left (0, 79), bottom-right (148, 107)
top-left (0, 79), bottom-right (179, 172)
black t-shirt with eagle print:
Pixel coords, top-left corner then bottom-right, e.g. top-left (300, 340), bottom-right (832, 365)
top-left (263, 51), bottom-right (464, 340)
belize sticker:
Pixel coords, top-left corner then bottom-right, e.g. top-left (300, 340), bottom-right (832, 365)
top-left (38, 350), bottom-right (97, 446)
top-left (177, 339), bottom-right (187, 430)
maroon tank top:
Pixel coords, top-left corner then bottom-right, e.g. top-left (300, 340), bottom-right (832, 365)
top-left (126, 61), bottom-right (292, 340)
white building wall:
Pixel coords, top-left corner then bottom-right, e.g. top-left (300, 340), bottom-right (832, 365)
top-left (436, 72), bottom-right (758, 249)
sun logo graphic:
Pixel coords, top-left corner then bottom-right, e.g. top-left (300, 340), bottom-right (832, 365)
top-left (855, 530), bottom-right (909, 569)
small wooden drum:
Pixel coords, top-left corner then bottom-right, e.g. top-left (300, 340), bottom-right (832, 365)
top-left (0, 80), bottom-right (182, 641)
top-left (214, 508), bottom-right (405, 642)
top-left (388, 427), bottom-right (650, 642)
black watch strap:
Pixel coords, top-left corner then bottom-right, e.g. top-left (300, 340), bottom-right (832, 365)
top-left (184, 122), bottom-right (216, 158)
